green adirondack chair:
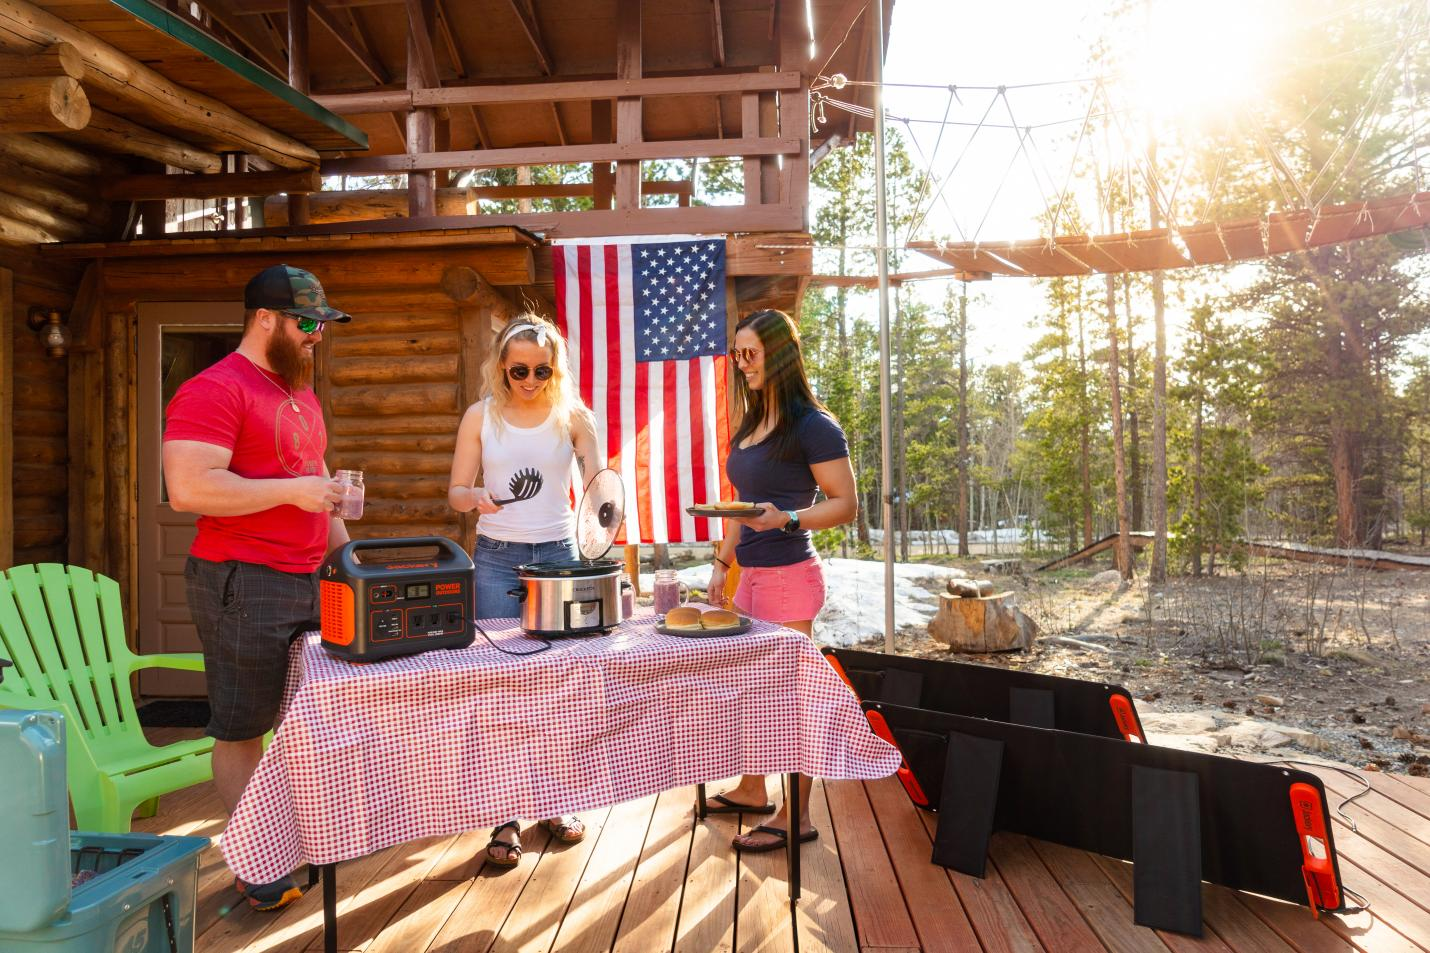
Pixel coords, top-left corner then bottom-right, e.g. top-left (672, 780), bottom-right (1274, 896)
top-left (0, 563), bottom-right (214, 832)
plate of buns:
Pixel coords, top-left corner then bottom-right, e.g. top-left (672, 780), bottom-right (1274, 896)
top-left (656, 606), bottom-right (754, 637)
top-left (687, 500), bottom-right (764, 519)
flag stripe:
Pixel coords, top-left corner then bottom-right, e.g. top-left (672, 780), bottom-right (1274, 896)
top-left (687, 358), bottom-right (708, 541)
top-left (674, 361), bottom-right (695, 542)
top-left (646, 361), bottom-right (667, 544)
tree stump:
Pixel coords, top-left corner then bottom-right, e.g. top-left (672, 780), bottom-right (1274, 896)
top-left (929, 591), bottom-right (1038, 652)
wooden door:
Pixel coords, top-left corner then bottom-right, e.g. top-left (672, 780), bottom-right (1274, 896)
top-left (136, 303), bottom-right (243, 696)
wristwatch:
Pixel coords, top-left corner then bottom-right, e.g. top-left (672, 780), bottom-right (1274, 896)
top-left (781, 510), bottom-right (801, 534)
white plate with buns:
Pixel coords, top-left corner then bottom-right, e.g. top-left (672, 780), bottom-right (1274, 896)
top-left (655, 606), bottom-right (755, 637)
top-left (686, 501), bottom-right (763, 519)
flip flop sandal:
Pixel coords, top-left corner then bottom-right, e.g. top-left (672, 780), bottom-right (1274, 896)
top-left (540, 816), bottom-right (587, 843)
top-left (703, 793), bottom-right (777, 815)
top-left (732, 824), bottom-right (820, 854)
top-left (485, 820), bottom-right (523, 867)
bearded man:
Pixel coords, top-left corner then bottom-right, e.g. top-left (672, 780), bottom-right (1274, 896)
top-left (162, 264), bottom-right (352, 912)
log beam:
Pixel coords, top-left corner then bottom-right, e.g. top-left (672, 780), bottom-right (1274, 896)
top-left (312, 70), bottom-right (803, 113)
top-left (0, 155), bottom-right (103, 222)
top-left (322, 136), bottom-right (799, 175)
top-left (100, 167), bottom-right (323, 201)
top-left (287, 0), bottom-right (312, 226)
top-left (0, 188), bottom-right (91, 240)
top-left (0, 75), bottom-right (90, 132)
top-left (0, 0), bottom-right (320, 168)
top-left (66, 108), bottom-right (223, 173)
top-left (0, 267), bottom-right (9, 567)
top-left (0, 211), bottom-right (60, 245)
top-left (0, 41), bottom-right (82, 78)
top-left (0, 131), bottom-right (123, 177)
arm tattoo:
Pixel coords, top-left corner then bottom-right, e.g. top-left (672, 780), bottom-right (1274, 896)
top-left (576, 453), bottom-right (588, 478)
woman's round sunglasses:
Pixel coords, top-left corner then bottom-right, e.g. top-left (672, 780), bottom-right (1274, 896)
top-left (507, 363), bottom-right (554, 381)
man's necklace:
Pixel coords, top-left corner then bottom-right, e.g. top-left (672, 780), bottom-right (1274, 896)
top-left (237, 351), bottom-right (302, 412)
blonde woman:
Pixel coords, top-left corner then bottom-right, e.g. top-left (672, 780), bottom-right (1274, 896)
top-left (448, 313), bottom-right (600, 865)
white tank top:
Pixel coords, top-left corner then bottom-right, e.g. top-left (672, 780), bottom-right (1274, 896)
top-left (476, 398), bottom-right (576, 544)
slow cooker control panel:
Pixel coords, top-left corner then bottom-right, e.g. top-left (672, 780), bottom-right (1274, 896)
top-left (367, 578), bottom-right (467, 643)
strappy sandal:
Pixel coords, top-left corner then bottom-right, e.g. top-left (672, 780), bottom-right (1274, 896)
top-left (486, 820), bottom-right (523, 867)
top-left (540, 816), bottom-right (586, 843)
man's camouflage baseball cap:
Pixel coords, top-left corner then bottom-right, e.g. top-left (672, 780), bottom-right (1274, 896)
top-left (244, 264), bottom-right (351, 323)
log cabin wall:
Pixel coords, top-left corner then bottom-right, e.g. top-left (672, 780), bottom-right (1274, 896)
top-left (0, 249), bottom-right (84, 570)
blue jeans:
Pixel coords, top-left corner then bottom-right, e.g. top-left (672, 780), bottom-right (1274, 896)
top-left (473, 536), bottom-right (577, 621)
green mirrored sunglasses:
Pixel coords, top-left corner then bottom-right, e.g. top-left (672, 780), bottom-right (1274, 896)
top-left (284, 312), bottom-right (321, 334)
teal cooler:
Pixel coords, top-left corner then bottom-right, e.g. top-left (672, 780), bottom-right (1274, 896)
top-left (0, 709), bottom-right (208, 952)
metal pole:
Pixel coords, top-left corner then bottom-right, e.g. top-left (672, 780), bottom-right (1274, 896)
top-left (871, 0), bottom-right (895, 654)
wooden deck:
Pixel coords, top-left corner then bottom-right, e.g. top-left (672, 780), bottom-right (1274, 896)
top-left (140, 729), bottom-right (1430, 953)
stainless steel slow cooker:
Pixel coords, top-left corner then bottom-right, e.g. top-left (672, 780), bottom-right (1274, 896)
top-left (511, 468), bottom-right (627, 637)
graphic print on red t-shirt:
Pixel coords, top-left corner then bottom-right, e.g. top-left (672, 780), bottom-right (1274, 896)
top-left (163, 352), bottom-right (329, 573)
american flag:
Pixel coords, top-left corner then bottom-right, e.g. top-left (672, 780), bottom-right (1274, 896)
top-left (554, 237), bottom-right (733, 544)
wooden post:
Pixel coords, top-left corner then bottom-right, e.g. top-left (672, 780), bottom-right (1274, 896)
top-left (593, 99), bottom-right (613, 210)
top-left (406, 0), bottom-right (438, 218)
top-left (613, 0), bottom-right (642, 210)
top-left (287, 0), bottom-right (312, 227)
top-left (105, 311), bottom-right (130, 600)
top-left (0, 75), bottom-right (90, 132)
top-left (623, 544), bottom-right (640, 596)
top-left (741, 92), bottom-right (760, 206)
top-left (0, 267), bottom-right (12, 568)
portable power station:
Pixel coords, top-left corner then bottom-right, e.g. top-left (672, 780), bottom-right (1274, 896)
top-left (319, 536), bottom-right (476, 661)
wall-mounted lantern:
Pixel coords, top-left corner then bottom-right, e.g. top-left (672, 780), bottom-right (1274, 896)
top-left (27, 308), bottom-right (70, 359)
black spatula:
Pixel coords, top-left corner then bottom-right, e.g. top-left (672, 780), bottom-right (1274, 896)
top-left (492, 468), bottom-right (544, 506)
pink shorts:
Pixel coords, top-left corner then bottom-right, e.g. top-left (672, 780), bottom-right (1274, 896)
top-left (732, 555), bottom-right (826, 624)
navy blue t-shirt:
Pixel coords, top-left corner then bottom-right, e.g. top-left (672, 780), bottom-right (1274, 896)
top-left (725, 405), bottom-right (849, 567)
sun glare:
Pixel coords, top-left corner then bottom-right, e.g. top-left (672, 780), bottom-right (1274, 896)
top-left (1130, 0), bottom-right (1284, 124)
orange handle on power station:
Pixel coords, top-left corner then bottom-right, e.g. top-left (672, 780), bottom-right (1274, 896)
top-left (863, 707), bottom-right (930, 809)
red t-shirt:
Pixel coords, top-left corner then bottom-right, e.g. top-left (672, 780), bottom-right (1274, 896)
top-left (163, 352), bottom-right (329, 573)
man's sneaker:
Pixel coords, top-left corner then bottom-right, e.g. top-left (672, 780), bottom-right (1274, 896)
top-left (235, 874), bottom-right (303, 912)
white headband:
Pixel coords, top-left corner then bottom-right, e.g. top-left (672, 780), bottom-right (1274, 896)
top-left (500, 322), bottom-right (548, 349)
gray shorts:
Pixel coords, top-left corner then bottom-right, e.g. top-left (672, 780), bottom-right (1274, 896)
top-left (184, 556), bottom-right (319, 742)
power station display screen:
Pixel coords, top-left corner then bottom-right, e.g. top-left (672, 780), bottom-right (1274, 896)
top-left (404, 583), bottom-right (431, 600)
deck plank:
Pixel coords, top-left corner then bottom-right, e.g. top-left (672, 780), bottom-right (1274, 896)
top-left (553, 795), bottom-right (660, 953)
top-left (613, 787), bottom-right (699, 953)
top-left (674, 793), bottom-right (739, 953)
top-left (481, 805), bottom-right (613, 952)
top-left (426, 824), bottom-right (557, 953)
top-left (1028, 840), bottom-right (1178, 953)
top-left (735, 782), bottom-right (798, 953)
top-left (862, 776), bottom-right (983, 952)
top-left (1376, 775), bottom-right (1430, 822)
top-left (300, 834), bottom-right (458, 952)
top-left (825, 778), bottom-right (922, 950)
top-left (1332, 855), bottom-right (1430, 951)
top-left (794, 780), bottom-right (862, 953)
top-left (368, 880), bottom-right (469, 953)
top-left (990, 836), bottom-right (1117, 953)
top-left (1313, 770), bottom-right (1430, 878)
top-left (914, 809), bottom-right (1046, 953)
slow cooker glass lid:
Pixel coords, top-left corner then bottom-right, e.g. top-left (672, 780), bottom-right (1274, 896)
top-left (575, 468), bottom-right (626, 560)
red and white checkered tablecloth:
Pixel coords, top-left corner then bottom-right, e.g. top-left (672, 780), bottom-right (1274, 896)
top-left (221, 611), bottom-right (900, 884)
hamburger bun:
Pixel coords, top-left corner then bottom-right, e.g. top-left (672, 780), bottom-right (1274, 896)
top-left (700, 608), bottom-right (741, 629)
top-left (664, 606), bottom-right (702, 630)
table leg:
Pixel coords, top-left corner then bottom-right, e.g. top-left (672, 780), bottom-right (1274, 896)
top-left (322, 863), bottom-right (337, 953)
top-left (787, 772), bottom-right (801, 904)
top-left (696, 782), bottom-right (707, 820)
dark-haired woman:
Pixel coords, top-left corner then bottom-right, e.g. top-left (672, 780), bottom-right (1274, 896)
top-left (704, 308), bottom-right (857, 853)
